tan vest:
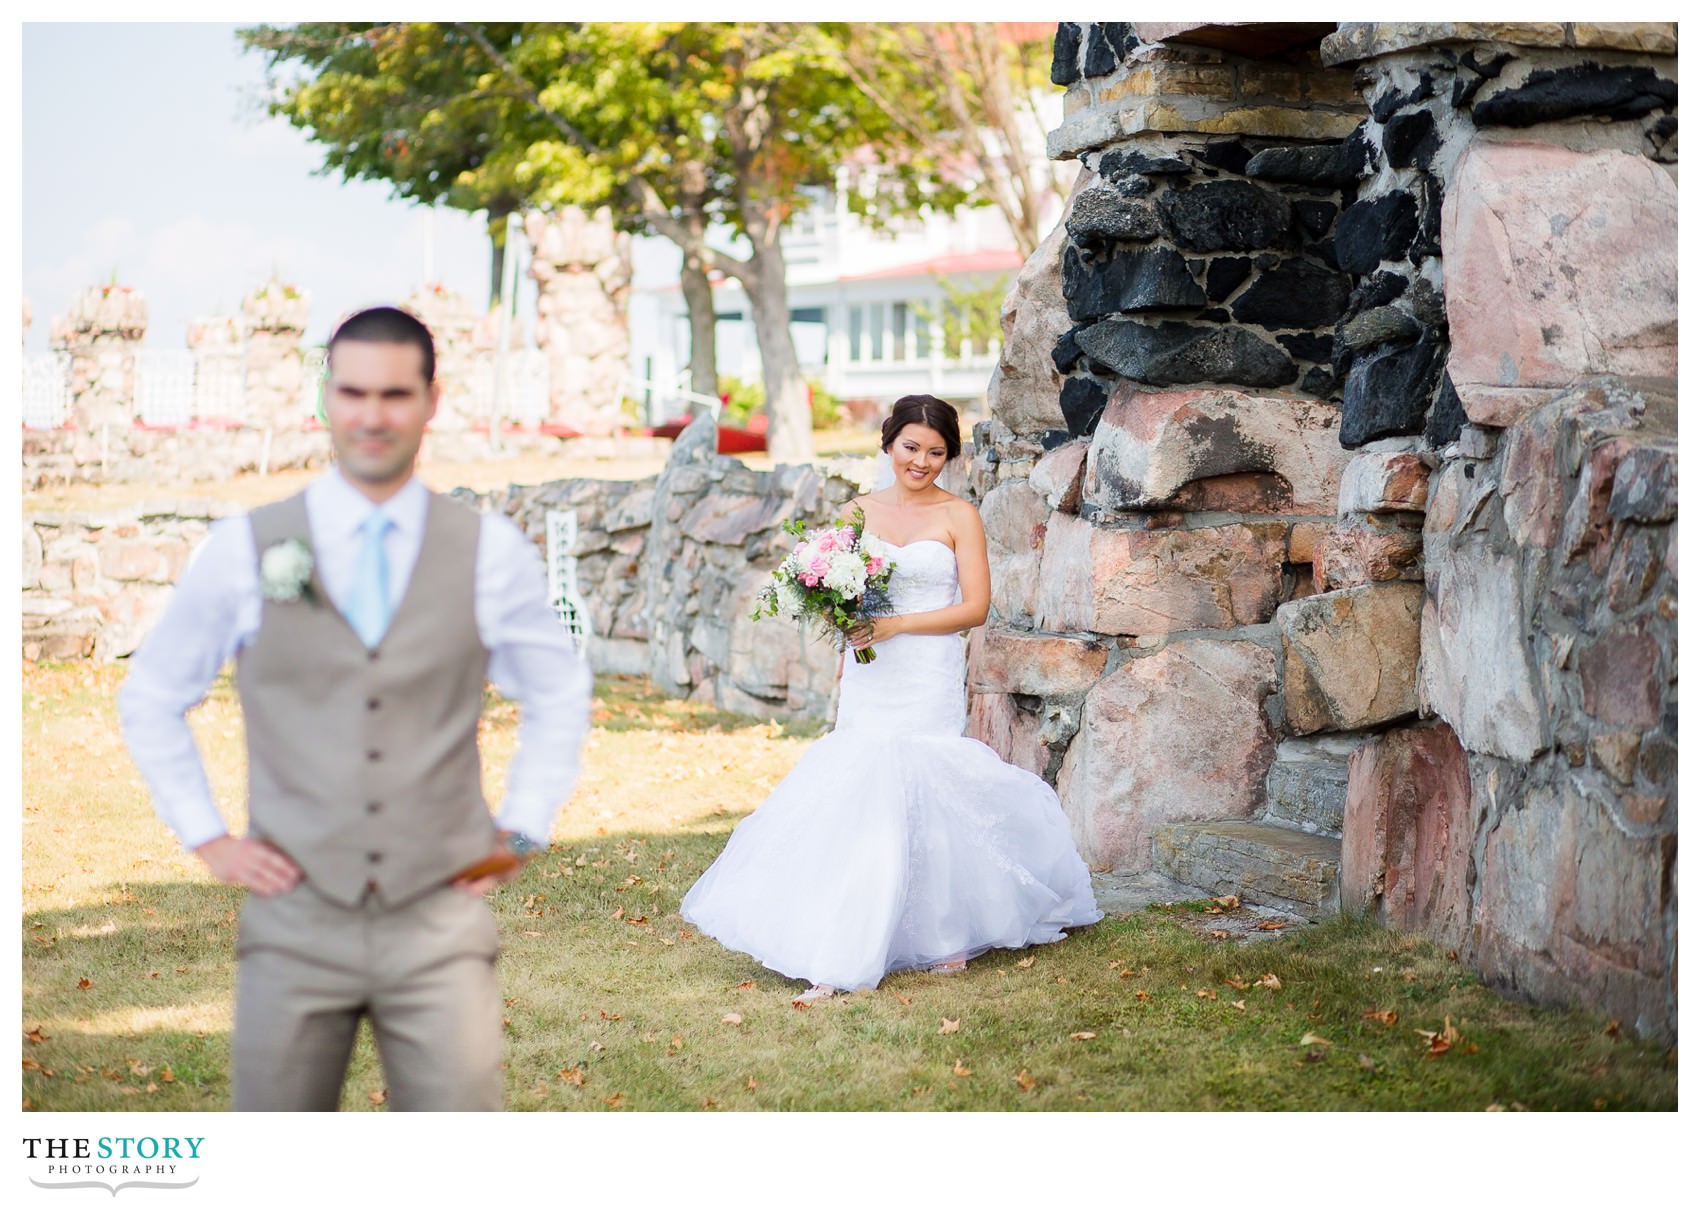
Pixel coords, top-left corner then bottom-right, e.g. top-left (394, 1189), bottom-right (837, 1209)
top-left (237, 491), bottom-right (495, 908)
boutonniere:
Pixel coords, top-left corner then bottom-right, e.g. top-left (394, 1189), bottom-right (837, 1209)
top-left (259, 538), bottom-right (317, 604)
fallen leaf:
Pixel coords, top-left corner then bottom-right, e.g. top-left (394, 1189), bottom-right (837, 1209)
top-left (1299, 1032), bottom-right (1331, 1046)
top-left (1255, 920), bottom-right (1288, 931)
top-left (1195, 989), bottom-right (1217, 1001)
top-left (559, 1067), bottom-right (587, 1086)
top-left (159, 1067), bottom-right (175, 1084)
top-left (368, 1089), bottom-right (386, 1105)
top-left (1015, 957), bottom-right (1035, 969)
top-left (1209, 930), bottom-right (1230, 939)
top-left (1416, 1015), bottom-right (1462, 1058)
top-left (670, 1035), bottom-right (684, 1049)
top-left (938, 1018), bottom-right (960, 1035)
top-left (1362, 1008), bottom-right (1398, 1026)
top-left (1206, 906), bottom-right (1223, 915)
top-left (721, 1013), bottom-right (743, 1026)
top-left (1133, 990), bottom-right (1151, 1002)
top-left (952, 1059), bottom-right (972, 1077)
top-left (625, 916), bottom-right (649, 926)
top-left (1056, 977), bottom-right (1069, 985)
top-left (604, 1092), bottom-right (624, 1108)
top-left (746, 1077), bottom-right (759, 1091)
top-left (77, 977), bottom-right (92, 990)
top-left (25, 1026), bottom-right (48, 1044)
top-left (1358, 1055), bottom-right (1379, 1072)
top-left (1118, 969), bottom-right (1135, 979)
top-left (1069, 1031), bottom-right (1097, 1041)
top-left (911, 1085), bottom-right (930, 1095)
top-left (1212, 895), bottom-right (1241, 909)
top-left (1604, 1020), bottom-right (1621, 1038)
top-left (1255, 973), bottom-right (1282, 990)
top-left (600, 1010), bottom-right (622, 1021)
top-left (175, 966), bottom-right (187, 973)
top-left (588, 1040), bottom-right (604, 1052)
top-left (893, 992), bottom-right (913, 1006)
top-left (1014, 1070), bottom-right (1037, 1092)
top-left (701, 1097), bottom-right (718, 1109)
top-left (1229, 999), bottom-right (1247, 1011)
top-left (737, 981), bottom-right (757, 990)
top-left (609, 905), bottom-right (625, 920)
top-left (521, 931), bottom-right (542, 939)
top-left (1224, 976), bottom-right (1250, 990)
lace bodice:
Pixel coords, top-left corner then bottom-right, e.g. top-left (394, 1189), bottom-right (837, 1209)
top-left (836, 537), bottom-right (965, 738)
top-left (874, 537), bottom-right (961, 615)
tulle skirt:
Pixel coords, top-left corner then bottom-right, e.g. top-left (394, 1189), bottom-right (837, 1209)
top-left (680, 722), bottom-right (1103, 991)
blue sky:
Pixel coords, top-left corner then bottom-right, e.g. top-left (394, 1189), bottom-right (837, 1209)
top-left (21, 22), bottom-right (521, 353)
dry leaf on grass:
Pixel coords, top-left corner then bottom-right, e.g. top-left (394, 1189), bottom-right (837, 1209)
top-left (1195, 989), bottom-right (1217, 1001)
top-left (737, 981), bottom-right (757, 990)
top-left (604, 1092), bottom-right (624, 1108)
top-left (1255, 973), bottom-right (1282, 990)
top-left (1254, 920), bottom-right (1289, 931)
top-left (1299, 1032), bottom-right (1331, 1047)
top-left (721, 1013), bottom-right (743, 1026)
top-left (1229, 999), bottom-right (1247, 1011)
top-left (746, 1077), bottom-right (759, 1091)
top-left (952, 1059), bottom-right (972, 1077)
top-left (1225, 976), bottom-right (1250, 990)
top-left (559, 1067), bottom-right (587, 1086)
top-left (1416, 1015), bottom-right (1462, 1058)
top-left (608, 905), bottom-right (625, 920)
top-left (1133, 990), bottom-right (1151, 1002)
top-left (1069, 1031), bottom-right (1097, 1041)
top-left (938, 1018), bottom-right (960, 1035)
top-left (1209, 930), bottom-right (1230, 940)
top-left (25, 1026), bottom-right (48, 1044)
top-left (1015, 957), bottom-right (1035, 969)
top-left (600, 1010), bottom-right (622, 1021)
top-left (76, 978), bottom-right (92, 990)
top-left (1212, 895), bottom-right (1240, 909)
top-left (368, 1089), bottom-right (386, 1105)
top-left (893, 993), bottom-right (913, 1005)
top-left (1014, 1070), bottom-right (1037, 1092)
top-left (1361, 1008), bottom-right (1398, 1026)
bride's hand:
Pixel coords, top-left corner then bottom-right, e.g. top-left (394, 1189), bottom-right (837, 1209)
top-left (847, 615), bottom-right (903, 649)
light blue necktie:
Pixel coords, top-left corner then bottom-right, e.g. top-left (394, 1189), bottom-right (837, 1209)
top-left (346, 511), bottom-right (395, 648)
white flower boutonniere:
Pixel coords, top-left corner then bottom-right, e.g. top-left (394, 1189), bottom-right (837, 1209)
top-left (259, 538), bottom-right (316, 604)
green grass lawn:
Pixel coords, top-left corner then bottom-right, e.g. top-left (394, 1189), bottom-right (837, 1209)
top-left (20, 662), bottom-right (1676, 1112)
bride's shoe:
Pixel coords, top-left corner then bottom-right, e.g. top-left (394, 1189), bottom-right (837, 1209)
top-left (792, 984), bottom-right (837, 1007)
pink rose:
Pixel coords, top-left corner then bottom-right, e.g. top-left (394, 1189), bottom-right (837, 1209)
top-left (808, 554), bottom-right (830, 580)
top-left (799, 571), bottom-right (819, 587)
top-left (867, 556), bottom-right (884, 574)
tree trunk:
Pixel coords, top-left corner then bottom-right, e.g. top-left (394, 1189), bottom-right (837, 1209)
top-left (680, 254), bottom-right (718, 412)
top-left (739, 241), bottom-right (814, 464)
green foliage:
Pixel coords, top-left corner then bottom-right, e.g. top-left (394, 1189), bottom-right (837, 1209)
top-left (715, 376), bottom-right (762, 428)
top-left (913, 274), bottom-right (1007, 358)
top-left (806, 377), bottom-right (842, 430)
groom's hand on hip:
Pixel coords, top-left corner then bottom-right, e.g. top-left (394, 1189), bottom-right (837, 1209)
top-left (195, 835), bottom-right (302, 896)
top-left (451, 833), bottom-right (530, 897)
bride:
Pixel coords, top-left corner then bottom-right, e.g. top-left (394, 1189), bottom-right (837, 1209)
top-left (680, 394), bottom-right (1102, 1005)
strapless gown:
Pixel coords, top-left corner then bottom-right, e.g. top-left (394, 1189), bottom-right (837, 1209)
top-left (680, 537), bottom-right (1103, 990)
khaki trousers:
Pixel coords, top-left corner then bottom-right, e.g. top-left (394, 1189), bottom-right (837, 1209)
top-left (232, 881), bottom-right (503, 1112)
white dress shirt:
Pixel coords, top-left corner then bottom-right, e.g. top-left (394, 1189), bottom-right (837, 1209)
top-left (119, 471), bottom-right (592, 852)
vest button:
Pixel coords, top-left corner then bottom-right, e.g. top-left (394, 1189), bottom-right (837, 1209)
top-left (367, 698), bottom-right (381, 711)
top-left (367, 650), bottom-right (380, 662)
top-left (366, 802), bottom-right (381, 814)
top-left (367, 749), bottom-right (381, 762)
top-left (367, 851), bottom-right (382, 863)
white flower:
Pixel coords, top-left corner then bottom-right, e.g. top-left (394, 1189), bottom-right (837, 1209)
top-left (259, 538), bottom-right (315, 603)
top-left (860, 535), bottom-right (891, 564)
top-left (775, 580), bottom-right (806, 620)
top-left (823, 549), bottom-right (867, 597)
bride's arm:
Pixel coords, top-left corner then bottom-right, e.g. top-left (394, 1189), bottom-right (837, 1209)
top-left (862, 502), bottom-right (991, 642)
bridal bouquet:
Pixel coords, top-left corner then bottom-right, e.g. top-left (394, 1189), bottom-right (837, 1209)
top-left (750, 507), bottom-right (896, 664)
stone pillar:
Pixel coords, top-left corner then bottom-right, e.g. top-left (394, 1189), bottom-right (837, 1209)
top-left (241, 279), bottom-right (310, 431)
top-left (526, 206), bottom-right (632, 434)
top-left (403, 285), bottom-right (479, 430)
top-left (186, 314), bottom-right (246, 423)
top-left (53, 284), bottom-right (148, 430)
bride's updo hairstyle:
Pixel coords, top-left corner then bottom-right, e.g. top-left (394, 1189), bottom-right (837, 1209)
top-left (881, 395), bottom-right (962, 461)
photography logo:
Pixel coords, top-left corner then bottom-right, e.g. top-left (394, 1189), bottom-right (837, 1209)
top-left (22, 1137), bottom-right (202, 1196)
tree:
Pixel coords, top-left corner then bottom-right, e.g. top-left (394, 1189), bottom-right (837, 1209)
top-left (839, 22), bottom-right (1074, 260)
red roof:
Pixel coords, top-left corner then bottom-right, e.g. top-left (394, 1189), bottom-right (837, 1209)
top-left (840, 249), bottom-right (1023, 281)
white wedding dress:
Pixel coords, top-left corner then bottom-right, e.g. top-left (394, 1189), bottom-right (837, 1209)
top-left (680, 537), bottom-right (1103, 991)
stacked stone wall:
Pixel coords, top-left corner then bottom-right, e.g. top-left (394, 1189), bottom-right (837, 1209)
top-left (981, 20), bottom-right (1676, 1038)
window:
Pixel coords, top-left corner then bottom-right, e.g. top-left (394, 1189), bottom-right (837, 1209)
top-left (869, 302), bottom-right (885, 361)
top-left (914, 307), bottom-right (932, 359)
top-left (848, 305), bottom-right (863, 363)
top-left (892, 303), bottom-right (909, 361)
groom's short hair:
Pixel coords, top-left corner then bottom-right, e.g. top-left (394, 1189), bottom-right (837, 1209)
top-left (328, 306), bottom-right (437, 384)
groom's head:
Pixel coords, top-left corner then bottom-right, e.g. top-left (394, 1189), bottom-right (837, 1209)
top-left (325, 307), bottom-right (440, 500)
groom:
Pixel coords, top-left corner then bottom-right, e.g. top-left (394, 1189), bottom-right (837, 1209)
top-left (120, 306), bottom-right (591, 1110)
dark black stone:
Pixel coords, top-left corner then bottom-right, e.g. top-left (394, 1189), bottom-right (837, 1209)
top-left (1051, 23), bottom-right (1082, 86)
top-left (1059, 375), bottom-right (1109, 438)
top-left (1159, 180), bottom-right (1295, 252)
top-left (1255, 252), bottom-right (1280, 270)
top-left (1339, 337), bottom-right (1443, 447)
top-left (1099, 147), bottom-right (1192, 181)
top-left (1065, 190), bottom-right (1163, 246)
top-left (1371, 76), bottom-right (1436, 124)
top-left (1341, 125), bottom-right (1376, 179)
top-left (1074, 317), bottom-right (1298, 388)
top-left (1230, 259), bottom-right (1352, 330)
top-left (1383, 109), bottom-right (1439, 169)
top-left (1306, 238), bottom-right (1340, 271)
top-left (1186, 258), bottom-right (1206, 275)
top-left (1081, 24), bottom-right (1118, 77)
top-left (1041, 428), bottom-right (1075, 452)
top-left (1412, 176), bottom-right (1444, 261)
top-left (1051, 327), bottom-right (1083, 373)
top-left (1301, 366), bottom-right (1337, 397)
top-left (1426, 371), bottom-right (1466, 447)
top-left (1334, 191), bottom-right (1419, 275)
top-left (1063, 243), bottom-right (1206, 322)
top-left (1102, 22), bottom-right (1138, 58)
top-left (1452, 50), bottom-right (1513, 108)
top-left (1347, 270), bottom-right (1408, 313)
top-left (1293, 199), bottom-right (1338, 239)
top-left (1278, 332), bottom-right (1334, 363)
top-left (1192, 140), bottom-right (1254, 175)
top-left (1244, 143), bottom-right (1357, 186)
top-left (1653, 114), bottom-right (1678, 140)
top-left (1405, 276), bottom-right (1448, 334)
top-left (1338, 305), bottom-right (1421, 353)
top-left (1474, 63), bottom-right (1678, 128)
top-left (1205, 257), bottom-right (1253, 301)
